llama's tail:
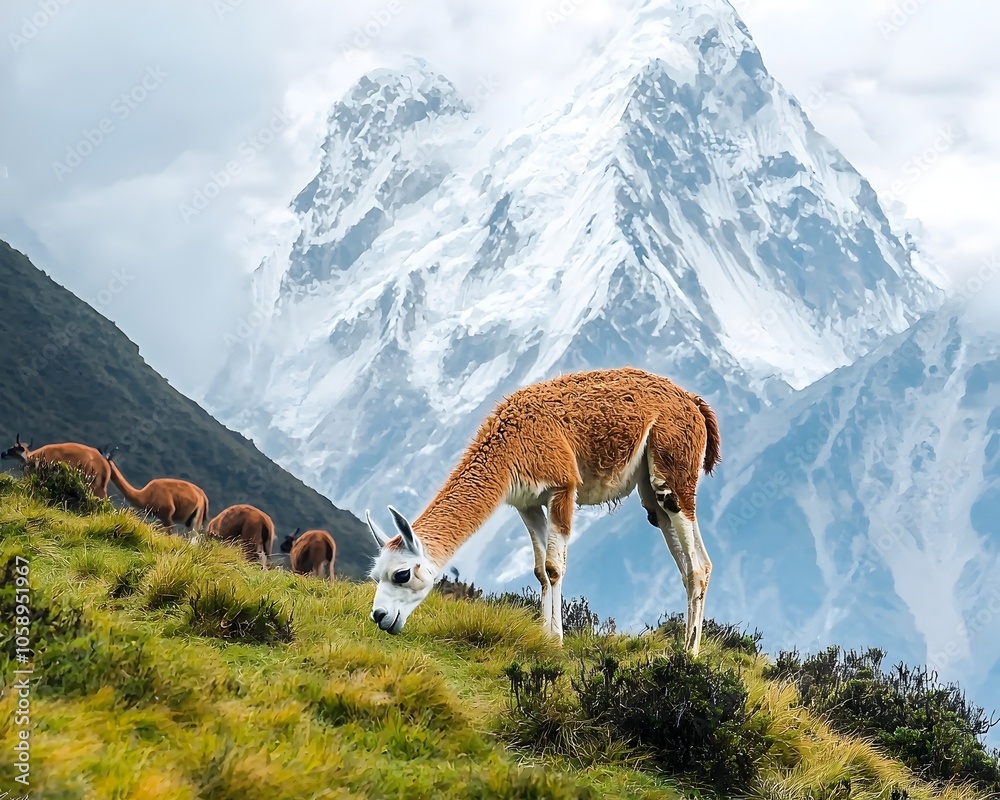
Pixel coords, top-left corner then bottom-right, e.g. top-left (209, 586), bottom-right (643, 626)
top-left (692, 395), bottom-right (721, 475)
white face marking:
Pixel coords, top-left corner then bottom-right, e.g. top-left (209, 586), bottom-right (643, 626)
top-left (365, 506), bottom-right (438, 634)
top-left (369, 547), bottom-right (436, 634)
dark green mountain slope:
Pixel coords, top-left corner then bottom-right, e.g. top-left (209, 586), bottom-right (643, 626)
top-left (0, 240), bottom-right (376, 577)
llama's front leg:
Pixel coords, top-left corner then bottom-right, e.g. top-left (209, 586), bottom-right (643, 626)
top-left (518, 507), bottom-right (553, 634)
top-left (544, 487), bottom-right (575, 644)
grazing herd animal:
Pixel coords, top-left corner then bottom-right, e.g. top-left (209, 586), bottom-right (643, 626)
top-left (280, 528), bottom-right (336, 582)
top-left (366, 367), bottom-right (720, 655)
top-left (107, 451), bottom-right (210, 533)
top-left (1, 434), bottom-right (112, 498)
top-left (3, 368), bottom-right (718, 652)
top-left (0, 434), bottom-right (337, 580)
top-left (207, 503), bottom-right (276, 566)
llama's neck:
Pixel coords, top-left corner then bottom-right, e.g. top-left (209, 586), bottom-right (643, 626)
top-left (108, 460), bottom-right (147, 505)
top-left (413, 445), bottom-right (513, 567)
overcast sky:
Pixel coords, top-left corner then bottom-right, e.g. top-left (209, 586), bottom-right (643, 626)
top-left (1, 0), bottom-right (997, 399)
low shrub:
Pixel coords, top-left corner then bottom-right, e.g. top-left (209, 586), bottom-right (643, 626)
top-left (562, 595), bottom-right (617, 637)
top-left (767, 646), bottom-right (1000, 792)
top-left (573, 652), bottom-right (768, 795)
top-left (21, 461), bottom-right (112, 515)
top-left (474, 584), bottom-right (615, 635)
top-left (487, 585), bottom-right (541, 616)
top-left (435, 574), bottom-right (484, 601)
top-left (505, 649), bottom-right (768, 795)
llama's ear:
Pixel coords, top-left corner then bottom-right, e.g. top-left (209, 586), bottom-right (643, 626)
top-left (388, 505), bottom-right (423, 556)
top-left (365, 509), bottom-right (392, 549)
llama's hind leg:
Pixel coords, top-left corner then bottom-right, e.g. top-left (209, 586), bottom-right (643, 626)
top-left (645, 446), bottom-right (709, 655)
top-left (637, 475), bottom-right (691, 624)
top-left (689, 516), bottom-right (712, 651)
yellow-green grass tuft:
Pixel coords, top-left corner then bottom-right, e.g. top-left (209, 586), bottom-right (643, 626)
top-left (142, 549), bottom-right (202, 609)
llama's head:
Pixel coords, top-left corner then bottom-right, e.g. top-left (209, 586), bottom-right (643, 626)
top-left (366, 506), bottom-right (436, 635)
top-left (279, 528), bottom-right (301, 554)
top-left (1, 433), bottom-right (30, 464)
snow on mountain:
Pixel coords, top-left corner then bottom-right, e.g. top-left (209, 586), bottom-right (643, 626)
top-left (204, 0), bottom-right (983, 689)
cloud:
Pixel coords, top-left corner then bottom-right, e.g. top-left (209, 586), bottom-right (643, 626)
top-left (0, 0), bottom-right (997, 397)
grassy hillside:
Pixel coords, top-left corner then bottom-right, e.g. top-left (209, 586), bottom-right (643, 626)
top-left (0, 240), bottom-right (375, 577)
top-left (1, 474), bottom-right (996, 799)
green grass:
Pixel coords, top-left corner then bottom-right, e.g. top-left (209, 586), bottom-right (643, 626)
top-left (0, 479), bottom-right (991, 799)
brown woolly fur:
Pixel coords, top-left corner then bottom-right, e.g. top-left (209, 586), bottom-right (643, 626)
top-left (206, 503), bottom-right (275, 565)
top-left (289, 529), bottom-right (336, 581)
top-left (374, 366), bottom-right (721, 652)
top-left (412, 367), bottom-right (718, 564)
top-left (106, 455), bottom-right (209, 532)
top-left (1, 435), bottom-right (111, 498)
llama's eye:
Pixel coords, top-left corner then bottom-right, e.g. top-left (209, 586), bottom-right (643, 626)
top-left (391, 568), bottom-right (411, 585)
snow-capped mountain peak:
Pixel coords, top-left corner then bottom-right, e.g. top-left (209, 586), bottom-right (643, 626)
top-left (200, 0), bottom-right (1000, 716)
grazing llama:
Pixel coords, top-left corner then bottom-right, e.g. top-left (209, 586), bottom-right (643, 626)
top-left (105, 452), bottom-right (209, 534)
top-left (280, 528), bottom-right (336, 582)
top-left (366, 367), bottom-right (720, 654)
top-left (206, 504), bottom-right (275, 566)
top-left (1, 434), bottom-right (111, 498)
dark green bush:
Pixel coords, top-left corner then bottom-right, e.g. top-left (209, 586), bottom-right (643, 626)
top-left (487, 585), bottom-right (540, 616)
top-left (505, 650), bottom-right (767, 795)
top-left (504, 661), bottom-right (570, 752)
top-left (22, 461), bottom-right (112, 514)
top-left (503, 659), bottom-right (629, 767)
top-left (573, 653), bottom-right (768, 795)
top-left (766, 646), bottom-right (1000, 792)
top-left (187, 583), bottom-right (294, 645)
top-left (561, 596), bottom-right (600, 636)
